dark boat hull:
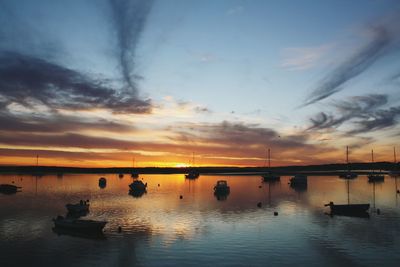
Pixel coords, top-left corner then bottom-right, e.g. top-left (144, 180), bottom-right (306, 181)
top-left (326, 203), bottom-right (370, 216)
top-left (368, 174), bottom-right (384, 182)
top-left (262, 175), bottom-right (280, 182)
top-left (0, 184), bottom-right (21, 194)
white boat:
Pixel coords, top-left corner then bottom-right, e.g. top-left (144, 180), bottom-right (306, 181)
top-left (53, 216), bottom-right (107, 232)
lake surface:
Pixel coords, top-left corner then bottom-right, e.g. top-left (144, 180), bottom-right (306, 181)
top-left (1, 174), bottom-right (400, 266)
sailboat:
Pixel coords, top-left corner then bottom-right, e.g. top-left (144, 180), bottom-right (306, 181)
top-left (325, 179), bottom-right (370, 217)
top-left (339, 146), bottom-right (357, 179)
top-left (262, 148), bottom-right (280, 182)
top-left (367, 149), bottom-right (384, 182)
top-left (389, 147), bottom-right (399, 177)
top-left (185, 152), bottom-right (200, 179)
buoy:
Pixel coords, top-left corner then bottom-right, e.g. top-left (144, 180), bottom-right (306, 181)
top-left (180, 195), bottom-right (183, 199)
top-left (158, 184), bottom-right (160, 187)
top-left (397, 189), bottom-right (400, 194)
top-left (274, 211), bottom-right (278, 216)
top-left (257, 202), bottom-right (262, 208)
top-left (258, 185), bottom-right (262, 188)
top-left (118, 226), bottom-right (122, 233)
top-left (377, 209), bottom-right (381, 215)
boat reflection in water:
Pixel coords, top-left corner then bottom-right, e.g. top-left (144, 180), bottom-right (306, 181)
top-left (0, 184), bottom-right (22, 194)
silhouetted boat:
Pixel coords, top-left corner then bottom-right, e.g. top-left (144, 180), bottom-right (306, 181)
top-left (185, 170), bottom-right (200, 179)
top-left (326, 178), bottom-right (370, 217)
top-left (262, 148), bottom-right (280, 182)
top-left (131, 172), bottom-right (139, 178)
top-left (339, 146), bottom-right (358, 179)
top-left (325, 202), bottom-right (370, 215)
top-left (0, 184), bottom-right (21, 194)
top-left (98, 177), bottom-right (107, 188)
top-left (289, 174), bottom-right (307, 187)
top-left (129, 180), bottom-right (147, 191)
top-left (368, 149), bottom-right (384, 182)
top-left (66, 201), bottom-right (89, 214)
top-left (214, 180), bottom-right (230, 194)
top-left (53, 216), bottom-right (107, 233)
top-left (118, 173), bottom-right (124, 178)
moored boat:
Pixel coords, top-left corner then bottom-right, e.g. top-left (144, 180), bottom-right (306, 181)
top-left (214, 180), bottom-right (230, 194)
top-left (289, 174), bottom-right (307, 186)
top-left (262, 173), bottom-right (280, 182)
top-left (325, 202), bottom-right (370, 215)
top-left (0, 184), bottom-right (22, 194)
top-left (339, 146), bottom-right (358, 179)
top-left (129, 180), bottom-right (147, 191)
top-left (98, 177), bottom-right (107, 188)
top-left (185, 170), bottom-right (200, 179)
top-left (53, 216), bottom-right (107, 232)
top-left (368, 149), bottom-right (384, 183)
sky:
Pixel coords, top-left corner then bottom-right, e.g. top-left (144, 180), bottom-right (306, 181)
top-left (0, 0), bottom-right (400, 167)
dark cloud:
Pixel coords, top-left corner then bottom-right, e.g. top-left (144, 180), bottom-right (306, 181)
top-left (308, 94), bottom-right (400, 134)
top-left (303, 25), bottom-right (394, 106)
top-left (0, 111), bottom-right (134, 134)
top-left (109, 0), bottom-right (154, 94)
top-left (0, 51), bottom-right (151, 114)
top-left (349, 106), bottom-right (400, 134)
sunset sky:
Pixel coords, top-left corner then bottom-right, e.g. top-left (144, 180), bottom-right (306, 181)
top-left (0, 0), bottom-right (400, 167)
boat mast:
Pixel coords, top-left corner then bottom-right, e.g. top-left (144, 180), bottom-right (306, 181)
top-left (347, 179), bottom-right (350, 205)
top-left (394, 147), bottom-right (397, 163)
top-left (268, 148), bottom-right (271, 168)
top-left (36, 154), bottom-right (39, 166)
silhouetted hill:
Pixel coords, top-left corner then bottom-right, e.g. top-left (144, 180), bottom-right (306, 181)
top-left (0, 162), bottom-right (398, 175)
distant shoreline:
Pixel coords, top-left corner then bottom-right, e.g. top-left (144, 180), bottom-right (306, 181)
top-left (0, 162), bottom-right (398, 175)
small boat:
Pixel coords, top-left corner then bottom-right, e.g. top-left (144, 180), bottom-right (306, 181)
top-left (131, 172), bottom-right (139, 179)
top-left (339, 172), bottom-right (358, 179)
top-left (129, 180), bottom-right (147, 191)
top-left (214, 180), bottom-right (230, 194)
top-left (262, 172), bottom-right (280, 182)
top-left (262, 148), bottom-right (280, 182)
top-left (53, 216), bottom-right (107, 233)
top-left (368, 174), bottom-right (385, 182)
top-left (339, 146), bottom-right (358, 179)
top-left (0, 184), bottom-right (22, 194)
top-left (98, 177), bottom-right (107, 188)
top-left (325, 202), bottom-right (370, 215)
top-left (66, 201), bottom-right (89, 214)
top-left (368, 149), bottom-right (384, 182)
top-left (118, 173), bottom-right (124, 178)
top-left (289, 174), bottom-right (308, 187)
top-left (185, 170), bottom-right (200, 179)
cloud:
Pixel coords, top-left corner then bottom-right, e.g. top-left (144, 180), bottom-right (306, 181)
top-left (308, 94), bottom-right (400, 134)
top-left (0, 51), bottom-right (151, 114)
top-left (109, 0), bottom-right (154, 94)
top-left (281, 44), bottom-right (332, 70)
top-left (0, 111), bottom-right (134, 134)
top-left (303, 23), bottom-right (397, 106)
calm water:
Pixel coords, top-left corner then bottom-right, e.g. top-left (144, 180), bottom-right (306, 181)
top-left (1, 174), bottom-right (400, 266)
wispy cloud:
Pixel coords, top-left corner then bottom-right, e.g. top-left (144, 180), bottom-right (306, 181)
top-left (109, 0), bottom-right (154, 95)
top-left (303, 15), bottom-right (400, 106)
top-left (308, 94), bottom-right (400, 134)
top-left (281, 44), bottom-right (332, 70)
